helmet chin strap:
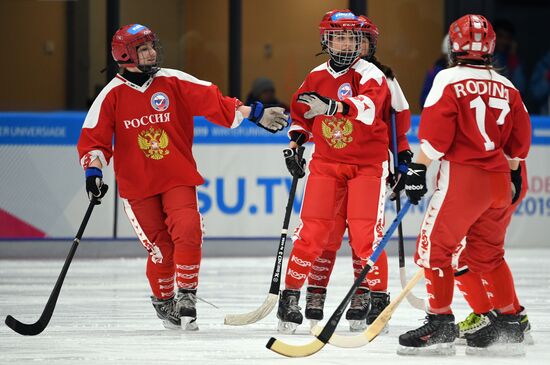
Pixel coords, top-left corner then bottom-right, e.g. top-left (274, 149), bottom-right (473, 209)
top-left (137, 64), bottom-right (160, 75)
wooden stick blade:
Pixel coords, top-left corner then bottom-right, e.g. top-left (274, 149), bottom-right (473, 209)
top-left (266, 336), bottom-right (325, 357)
top-left (224, 293), bottom-right (277, 326)
top-left (400, 267), bottom-right (426, 310)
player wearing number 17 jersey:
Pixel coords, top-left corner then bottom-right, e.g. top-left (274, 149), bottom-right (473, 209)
top-left (397, 14), bottom-right (531, 356)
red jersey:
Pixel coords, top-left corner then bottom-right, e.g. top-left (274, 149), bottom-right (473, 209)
top-left (419, 65), bottom-right (531, 172)
top-left (77, 68), bottom-right (244, 199)
top-left (289, 59), bottom-right (395, 165)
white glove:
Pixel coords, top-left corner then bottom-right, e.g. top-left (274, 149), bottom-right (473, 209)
top-left (248, 102), bottom-right (288, 133)
top-left (297, 92), bottom-right (339, 119)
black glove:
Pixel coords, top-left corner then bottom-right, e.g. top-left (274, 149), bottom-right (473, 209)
top-left (511, 165), bottom-right (522, 204)
top-left (296, 92), bottom-right (349, 118)
top-left (283, 146), bottom-right (306, 178)
top-left (390, 149), bottom-right (414, 201)
top-left (85, 167), bottom-right (109, 205)
top-left (248, 101), bottom-right (288, 133)
top-left (404, 162), bottom-right (427, 205)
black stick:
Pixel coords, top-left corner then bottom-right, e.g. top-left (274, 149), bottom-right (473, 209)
top-left (5, 199), bottom-right (98, 335)
top-left (269, 146), bottom-right (305, 295)
top-left (390, 112), bottom-right (406, 268)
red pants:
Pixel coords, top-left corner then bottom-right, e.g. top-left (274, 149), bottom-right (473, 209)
top-left (414, 161), bottom-right (510, 313)
top-left (454, 161), bottom-right (528, 273)
top-left (123, 185), bottom-right (203, 299)
top-left (307, 192), bottom-right (389, 292)
top-left (286, 157), bottom-right (388, 289)
top-left (415, 161), bottom-right (510, 271)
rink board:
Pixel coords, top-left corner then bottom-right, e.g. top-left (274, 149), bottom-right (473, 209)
top-left (0, 112), bottom-right (549, 247)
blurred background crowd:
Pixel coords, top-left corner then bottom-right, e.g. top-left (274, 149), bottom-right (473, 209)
top-left (2, 0), bottom-right (549, 115)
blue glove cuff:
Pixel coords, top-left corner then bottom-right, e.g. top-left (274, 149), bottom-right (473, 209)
top-left (248, 101), bottom-right (264, 122)
top-left (397, 163), bottom-right (408, 174)
top-left (85, 167), bottom-right (103, 178)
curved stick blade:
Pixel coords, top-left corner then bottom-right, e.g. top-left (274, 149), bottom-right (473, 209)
top-left (310, 269), bottom-right (425, 349)
top-left (266, 336), bottom-right (325, 357)
top-left (399, 267), bottom-right (426, 310)
top-left (224, 293), bottom-right (277, 326)
top-left (310, 325), bottom-right (368, 348)
top-left (5, 315), bottom-right (47, 336)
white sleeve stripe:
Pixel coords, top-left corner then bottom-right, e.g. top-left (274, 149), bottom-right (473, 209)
top-left (420, 139), bottom-right (445, 160)
top-left (157, 68), bottom-right (212, 87)
top-left (347, 96), bottom-right (376, 125)
top-left (388, 78), bottom-right (410, 112)
top-left (82, 78), bottom-right (124, 129)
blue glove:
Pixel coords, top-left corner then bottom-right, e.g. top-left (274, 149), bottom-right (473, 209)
top-left (85, 167), bottom-right (109, 204)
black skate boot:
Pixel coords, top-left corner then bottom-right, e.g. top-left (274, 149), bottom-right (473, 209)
top-left (367, 291), bottom-right (390, 331)
top-left (465, 311), bottom-right (524, 356)
top-left (305, 287), bottom-right (326, 327)
top-left (277, 289), bottom-right (303, 334)
top-left (397, 313), bottom-right (458, 356)
top-left (345, 288), bottom-right (370, 332)
top-left (456, 312), bottom-right (489, 346)
top-left (151, 296), bottom-right (181, 329)
top-left (175, 288), bottom-right (199, 331)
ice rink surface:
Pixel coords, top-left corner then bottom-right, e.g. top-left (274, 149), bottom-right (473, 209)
top-left (1, 248), bottom-right (549, 365)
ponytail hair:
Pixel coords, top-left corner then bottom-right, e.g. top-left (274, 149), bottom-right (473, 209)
top-left (369, 55), bottom-right (395, 80)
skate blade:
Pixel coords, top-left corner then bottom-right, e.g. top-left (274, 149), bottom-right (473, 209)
top-left (162, 320), bottom-right (183, 330)
top-left (454, 337), bottom-right (467, 346)
top-left (397, 342), bottom-right (456, 356)
top-left (523, 332), bottom-right (534, 345)
top-left (277, 320), bottom-right (298, 334)
top-left (181, 316), bottom-right (199, 331)
top-left (466, 342), bottom-right (525, 357)
top-left (348, 319), bottom-right (367, 332)
top-left (308, 319), bottom-right (319, 329)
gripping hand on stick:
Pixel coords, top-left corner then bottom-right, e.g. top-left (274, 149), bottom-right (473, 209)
top-left (85, 167), bottom-right (109, 205)
top-left (404, 162), bottom-right (427, 205)
top-left (283, 147), bottom-right (306, 179)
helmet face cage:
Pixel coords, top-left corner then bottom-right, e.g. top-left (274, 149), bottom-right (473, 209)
top-left (132, 37), bottom-right (163, 75)
top-left (322, 29), bottom-right (363, 67)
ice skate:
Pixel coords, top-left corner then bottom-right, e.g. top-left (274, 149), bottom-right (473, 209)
top-left (397, 313), bottom-right (457, 356)
top-left (465, 311), bottom-right (524, 357)
top-left (456, 312), bottom-right (490, 345)
top-left (305, 286), bottom-right (326, 328)
top-left (519, 307), bottom-right (534, 345)
top-left (345, 288), bottom-right (370, 332)
top-left (151, 296), bottom-right (181, 330)
top-left (175, 288), bottom-right (199, 331)
top-left (367, 291), bottom-right (390, 334)
top-left (277, 289), bottom-right (303, 334)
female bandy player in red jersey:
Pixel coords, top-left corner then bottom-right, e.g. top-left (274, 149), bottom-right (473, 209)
top-left (77, 24), bottom-right (287, 330)
top-left (397, 14), bottom-right (531, 356)
top-left (301, 15), bottom-right (413, 332)
top-left (278, 10), bottom-right (393, 333)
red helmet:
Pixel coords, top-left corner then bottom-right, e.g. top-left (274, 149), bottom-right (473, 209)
top-left (448, 14), bottom-right (495, 61)
top-left (319, 9), bottom-right (363, 67)
top-left (357, 15), bottom-right (379, 59)
top-left (111, 24), bottom-right (161, 74)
